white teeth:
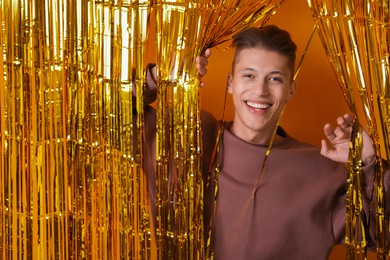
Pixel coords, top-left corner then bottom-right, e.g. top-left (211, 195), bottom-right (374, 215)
top-left (246, 101), bottom-right (271, 110)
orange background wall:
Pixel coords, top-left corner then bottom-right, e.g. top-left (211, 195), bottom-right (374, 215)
top-left (200, 0), bottom-right (377, 258)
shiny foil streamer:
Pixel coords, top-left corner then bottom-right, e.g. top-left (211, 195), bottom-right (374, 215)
top-left (308, 0), bottom-right (390, 257)
top-left (0, 0), bottom-right (153, 259)
top-left (154, 0), bottom-right (287, 258)
top-left (346, 121), bottom-right (366, 259)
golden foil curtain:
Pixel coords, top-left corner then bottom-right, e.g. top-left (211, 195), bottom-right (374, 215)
top-left (1, 0), bottom-right (287, 259)
top-left (154, 0), bottom-right (287, 258)
top-left (0, 0), bottom-right (152, 259)
top-left (308, 0), bottom-right (390, 258)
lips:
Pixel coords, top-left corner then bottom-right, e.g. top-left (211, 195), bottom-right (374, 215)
top-left (245, 101), bottom-right (272, 110)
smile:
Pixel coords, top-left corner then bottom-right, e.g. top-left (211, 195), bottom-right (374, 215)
top-left (245, 101), bottom-right (272, 110)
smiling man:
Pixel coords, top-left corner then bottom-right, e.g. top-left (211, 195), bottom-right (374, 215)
top-left (142, 25), bottom-right (388, 259)
top-left (227, 46), bottom-right (295, 144)
top-left (202, 25), bottom-right (387, 259)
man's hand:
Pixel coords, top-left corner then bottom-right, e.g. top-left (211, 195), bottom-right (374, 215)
top-left (149, 48), bottom-right (211, 87)
top-left (196, 48), bottom-right (211, 87)
top-left (320, 114), bottom-right (375, 165)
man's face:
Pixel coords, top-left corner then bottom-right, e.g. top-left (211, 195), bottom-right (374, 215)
top-left (228, 47), bottom-right (296, 144)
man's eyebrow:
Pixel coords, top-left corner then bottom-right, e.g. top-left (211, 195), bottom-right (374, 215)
top-left (238, 67), bottom-right (256, 73)
top-left (239, 68), bottom-right (286, 76)
top-left (269, 71), bottom-right (286, 76)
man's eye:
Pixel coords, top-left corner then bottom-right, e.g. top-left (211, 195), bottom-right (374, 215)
top-left (269, 77), bottom-right (283, 83)
top-left (243, 74), bottom-right (254, 79)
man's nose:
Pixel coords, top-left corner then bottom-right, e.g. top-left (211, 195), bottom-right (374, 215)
top-left (252, 80), bottom-right (269, 95)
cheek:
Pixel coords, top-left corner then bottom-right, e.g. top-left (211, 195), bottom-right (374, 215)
top-left (274, 87), bottom-right (291, 100)
top-left (228, 80), bottom-right (241, 94)
top-left (229, 88), bottom-right (240, 104)
top-left (229, 81), bottom-right (245, 94)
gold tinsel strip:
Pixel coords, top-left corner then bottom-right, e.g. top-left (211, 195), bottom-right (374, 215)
top-left (345, 120), bottom-right (366, 259)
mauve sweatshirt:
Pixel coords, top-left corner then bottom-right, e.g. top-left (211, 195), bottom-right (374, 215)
top-left (204, 125), bottom-right (384, 260)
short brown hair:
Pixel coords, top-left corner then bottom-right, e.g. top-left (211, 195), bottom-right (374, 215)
top-left (231, 25), bottom-right (297, 76)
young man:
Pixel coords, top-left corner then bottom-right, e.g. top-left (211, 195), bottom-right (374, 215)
top-left (145, 25), bottom-right (387, 259)
top-left (202, 25), bottom-right (384, 259)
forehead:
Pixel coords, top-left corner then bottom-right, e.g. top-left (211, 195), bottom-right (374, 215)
top-left (234, 48), bottom-right (292, 75)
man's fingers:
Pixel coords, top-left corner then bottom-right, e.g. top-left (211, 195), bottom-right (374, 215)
top-left (196, 57), bottom-right (208, 76)
top-left (336, 116), bottom-right (351, 131)
top-left (323, 123), bottom-right (337, 142)
top-left (204, 48), bottom-right (211, 58)
top-left (320, 139), bottom-right (331, 157)
top-left (196, 48), bottom-right (211, 84)
top-left (343, 113), bottom-right (354, 125)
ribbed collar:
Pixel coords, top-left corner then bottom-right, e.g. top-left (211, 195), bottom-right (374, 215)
top-left (223, 121), bottom-right (296, 150)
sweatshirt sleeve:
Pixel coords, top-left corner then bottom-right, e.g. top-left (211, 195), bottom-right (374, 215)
top-left (331, 158), bottom-right (389, 249)
top-left (144, 63), bottom-right (157, 105)
top-left (132, 64), bottom-right (157, 109)
top-left (360, 158), bottom-right (389, 249)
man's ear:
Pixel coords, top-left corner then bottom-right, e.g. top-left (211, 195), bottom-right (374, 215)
top-left (287, 80), bottom-right (296, 101)
top-left (227, 74), bottom-right (233, 93)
